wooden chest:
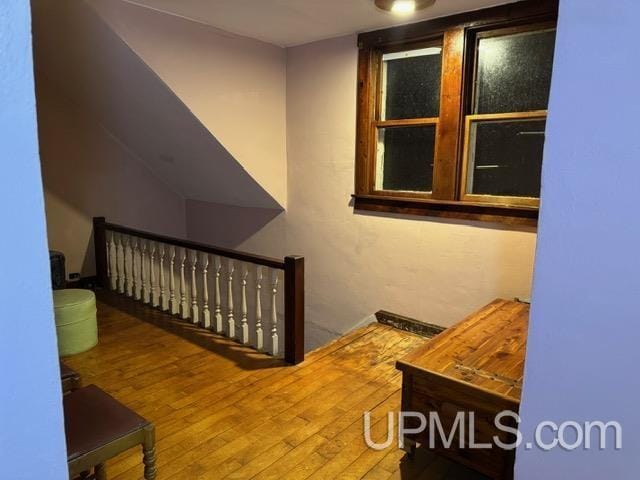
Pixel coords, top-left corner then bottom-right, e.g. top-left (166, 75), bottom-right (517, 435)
top-left (396, 299), bottom-right (529, 480)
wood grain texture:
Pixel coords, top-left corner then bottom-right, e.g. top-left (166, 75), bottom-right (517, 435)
top-left (432, 28), bottom-right (464, 200)
top-left (459, 112), bottom-right (547, 208)
top-left (104, 221), bottom-right (285, 270)
top-left (65, 299), bottom-right (488, 480)
top-left (353, 0), bottom-right (559, 223)
top-left (353, 195), bottom-right (538, 227)
top-left (398, 299), bottom-right (528, 400)
top-left (397, 300), bottom-right (529, 480)
top-left (377, 118), bottom-right (439, 128)
top-left (284, 256), bottom-right (305, 365)
top-left (355, 47), bottom-right (379, 196)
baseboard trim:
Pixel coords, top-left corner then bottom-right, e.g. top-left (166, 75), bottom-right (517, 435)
top-left (61, 276), bottom-right (98, 290)
top-left (375, 310), bottom-right (446, 338)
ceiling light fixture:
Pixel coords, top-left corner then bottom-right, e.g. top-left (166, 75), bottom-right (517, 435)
top-left (374, 0), bottom-right (436, 15)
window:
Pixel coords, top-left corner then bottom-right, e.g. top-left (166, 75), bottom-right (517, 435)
top-left (377, 44), bottom-right (442, 193)
top-left (354, 0), bottom-right (558, 225)
top-left (462, 26), bottom-right (555, 206)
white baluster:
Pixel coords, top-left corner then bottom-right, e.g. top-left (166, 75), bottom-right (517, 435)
top-left (105, 233), bottom-right (111, 286)
top-left (108, 232), bottom-right (117, 291)
top-left (191, 250), bottom-right (199, 324)
top-left (180, 248), bottom-right (189, 319)
top-left (214, 257), bottom-right (223, 333)
top-left (202, 253), bottom-right (211, 329)
top-left (227, 259), bottom-right (235, 338)
top-left (124, 236), bottom-right (133, 297)
top-left (133, 238), bottom-right (141, 300)
top-left (255, 266), bottom-right (264, 351)
top-left (141, 241), bottom-right (150, 304)
top-left (116, 234), bottom-right (125, 294)
top-left (150, 242), bottom-right (158, 307)
top-left (159, 244), bottom-right (167, 311)
top-left (169, 247), bottom-right (178, 315)
top-left (271, 270), bottom-right (279, 357)
top-left (240, 266), bottom-right (249, 345)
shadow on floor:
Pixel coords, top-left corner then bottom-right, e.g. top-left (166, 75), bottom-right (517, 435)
top-left (97, 289), bottom-right (285, 372)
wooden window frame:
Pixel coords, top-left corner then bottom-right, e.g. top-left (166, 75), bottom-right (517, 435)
top-left (353, 0), bottom-right (558, 227)
top-left (374, 39), bottom-right (443, 197)
top-left (460, 110), bottom-right (548, 207)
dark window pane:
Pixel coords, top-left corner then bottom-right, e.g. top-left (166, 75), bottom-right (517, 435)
top-left (379, 126), bottom-right (435, 192)
top-left (467, 119), bottom-right (545, 197)
top-left (475, 29), bottom-right (556, 114)
top-left (383, 48), bottom-right (442, 120)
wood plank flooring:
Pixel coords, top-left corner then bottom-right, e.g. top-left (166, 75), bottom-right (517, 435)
top-left (64, 298), bottom-right (487, 480)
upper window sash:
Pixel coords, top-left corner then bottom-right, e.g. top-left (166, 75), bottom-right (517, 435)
top-left (371, 38), bottom-right (448, 198)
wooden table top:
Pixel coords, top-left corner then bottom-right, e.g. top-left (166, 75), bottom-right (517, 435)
top-left (397, 299), bottom-right (529, 403)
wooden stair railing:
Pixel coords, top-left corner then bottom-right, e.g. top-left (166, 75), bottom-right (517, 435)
top-left (93, 217), bottom-right (305, 364)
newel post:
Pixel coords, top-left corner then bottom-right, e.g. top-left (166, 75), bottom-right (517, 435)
top-left (284, 255), bottom-right (305, 365)
top-left (93, 217), bottom-right (108, 288)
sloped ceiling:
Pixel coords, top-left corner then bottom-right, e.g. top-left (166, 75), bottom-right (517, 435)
top-left (120, 0), bottom-right (517, 47)
top-left (31, 0), bottom-right (516, 211)
top-left (31, 0), bottom-right (286, 210)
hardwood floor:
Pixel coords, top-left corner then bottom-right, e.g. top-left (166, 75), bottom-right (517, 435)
top-left (64, 298), bottom-right (488, 480)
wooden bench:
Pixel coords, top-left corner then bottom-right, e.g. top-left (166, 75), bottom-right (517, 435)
top-left (396, 299), bottom-right (529, 480)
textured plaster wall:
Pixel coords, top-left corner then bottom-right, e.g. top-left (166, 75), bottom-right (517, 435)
top-left (32, 0), bottom-right (290, 278)
top-left (32, 0), bottom-right (283, 209)
top-left (188, 35), bottom-right (538, 349)
top-left (0, 1), bottom-right (68, 477)
top-left (37, 77), bottom-right (187, 278)
top-left (86, 0), bottom-right (288, 207)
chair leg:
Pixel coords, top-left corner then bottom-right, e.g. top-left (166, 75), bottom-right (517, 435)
top-left (95, 463), bottom-right (107, 480)
top-left (142, 424), bottom-right (157, 480)
top-left (402, 436), bottom-right (417, 458)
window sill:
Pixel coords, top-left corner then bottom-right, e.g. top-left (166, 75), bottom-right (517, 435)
top-left (352, 194), bottom-right (538, 227)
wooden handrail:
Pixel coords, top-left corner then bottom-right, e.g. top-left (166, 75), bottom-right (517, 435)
top-left (93, 217), bottom-right (305, 364)
top-left (97, 219), bottom-right (285, 270)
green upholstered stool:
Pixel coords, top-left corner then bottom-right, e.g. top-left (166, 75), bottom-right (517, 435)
top-left (54, 289), bottom-right (98, 357)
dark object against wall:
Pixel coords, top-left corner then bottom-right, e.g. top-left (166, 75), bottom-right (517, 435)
top-left (50, 250), bottom-right (66, 290)
top-left (376, 310), bottom-right (445, 338)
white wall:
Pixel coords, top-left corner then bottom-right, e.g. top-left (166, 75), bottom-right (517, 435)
top-left (0, 1), bottom-right (67, 478)
top-left (516, 1), bottom-right (640, 478)
top-left (188, 35), bottom-right (538, 349)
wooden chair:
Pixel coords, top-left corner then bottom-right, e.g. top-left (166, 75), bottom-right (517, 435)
top-left (64, 385), bottom-right (156, 480)
top-left (60, 361), bottom-right (82, 394)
